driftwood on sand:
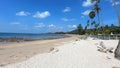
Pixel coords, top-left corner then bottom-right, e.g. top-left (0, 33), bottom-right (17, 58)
top-left (114, 40), bottom-right (120, 60)
top-left (49, 47), bottom-right (59, 54)
top-left (97, 41), bottom-right (114, 53)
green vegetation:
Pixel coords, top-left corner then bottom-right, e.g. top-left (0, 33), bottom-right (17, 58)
top-left (68, 0), bottom-right (119, 35)
top-left (68, 24), bottom-right (120, 35)
top-left (68, 0), bottom-right (120, 35)
top-left (54, 0), bottom-right (120, 35)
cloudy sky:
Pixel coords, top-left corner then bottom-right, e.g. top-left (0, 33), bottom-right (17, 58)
top-left (0, 0), bottom-right (120, 33)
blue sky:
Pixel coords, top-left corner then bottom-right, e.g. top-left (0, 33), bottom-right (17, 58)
top-left (0, 0), bottom-right (120, 33)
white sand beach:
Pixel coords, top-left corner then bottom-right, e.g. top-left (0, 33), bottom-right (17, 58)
top-left (1, 36), bottom-right (120, 68)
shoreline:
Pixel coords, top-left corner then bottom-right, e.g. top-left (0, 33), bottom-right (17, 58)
top-left (1, 38), bottom-right (120, 68)
top-left (0, 34), bottom-right (71, 44)
top-left (1, 35), bottom-right (119, 68)
top-left (0, 35), bottom-right (78, 66)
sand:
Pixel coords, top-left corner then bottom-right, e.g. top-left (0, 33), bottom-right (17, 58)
top-left (0, 35), bottom-right (79, 66)
top-left (0, 35), bottom-right (120, 68)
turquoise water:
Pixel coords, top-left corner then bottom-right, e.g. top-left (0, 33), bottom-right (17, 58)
top-left (0, 33), bottom-right (67, 40)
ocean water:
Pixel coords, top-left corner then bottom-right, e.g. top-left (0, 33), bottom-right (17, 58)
top-left (0, 33), bottom-right (67, 40)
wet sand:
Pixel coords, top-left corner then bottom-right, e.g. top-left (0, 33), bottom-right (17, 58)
top-left (0, 35), bottom-right (79, 66)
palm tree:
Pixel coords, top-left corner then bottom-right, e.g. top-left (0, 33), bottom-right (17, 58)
top-left (113, 0), bottom-right (120, 60)
top-left (94, 3), bottom-right (101, 24)
top-left (90, 0), bottom-right (101, 25)
top-left (89, 0), bottom-right (101, 35)
top-left (86, 20), bottom-right (90, 34)
top-left (89, 10), bottom-right (96, 19)
top-left (87, 20), bottom-right (90, 28)
top-left (112, 0), bottom-right (120, 26)
top-left (77, 24), bottom-right (83, 35)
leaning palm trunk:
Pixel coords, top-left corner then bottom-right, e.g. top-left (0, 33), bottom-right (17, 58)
top-left (113, 0), bottom-right (120, 60)
top-left (112, 0), bottom-right (120, 26)
top-left (97, 12), bottom-right (100, 25)
top-left (115, 40), bottom-right (120, 60)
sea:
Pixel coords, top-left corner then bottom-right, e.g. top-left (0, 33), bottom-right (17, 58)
top-left (0, 33), bottom-right (68, 40)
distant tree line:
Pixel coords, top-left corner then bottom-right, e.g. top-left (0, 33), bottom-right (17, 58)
top-left (53, 24), bottom-right (120, 35)
top-left (54, 0), bottom-right (120, 35)
top-left (68, 24), bottom-right (120, 35)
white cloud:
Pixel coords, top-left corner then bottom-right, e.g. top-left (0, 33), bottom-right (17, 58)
top-left (33, 11), bottom-right (50, 19)
top-left (81, 16), bottom-right (84, 18)
top-left (10, 22), bottom-right (20, 25)
top-left (46, 26), bottom-right (64, 32)
top-left (34, 23), bottom-right (45, 28)
top-left (68, 25), bottom-right (77, 29)
top-left (106, 0), bottom-right (120, 6)
top-left (16, 11), bottom-right (30, 16)
top-left (82, 10), bottom-right (91, 16)
top-left (61, 18), bottom-right (69, 22)
top-left (62, 7), bottom-right (71, 13)
top-left (82, 0), bottom-right (94, 7)
top-left (112, 1), bottom-right (120, 6)
top-left (48, 24), bottom-right (56, 28)
top-left (61, 18), bottom-right (76, 22)
top-left (56, 27), bottom-right (64, 31)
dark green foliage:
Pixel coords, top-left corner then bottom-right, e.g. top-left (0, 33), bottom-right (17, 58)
top-left (68, 24), bottom-right (120, 35)
top-left (89, 11), bottom-right (96, 19)
top-left (92, 25), bottom-right (120, 35)
top-left (54, 32), bottom-right (66, 34)
top-left (67, 30), bottom-right (78, 34)
top-left (94, 3), bottom-right (101, 14)
top-left (77, 24), bottom-right (85, 35)
top-left (88, 0), bottom-right (101, 34)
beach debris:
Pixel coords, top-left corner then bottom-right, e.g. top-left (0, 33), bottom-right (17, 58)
top-left (17, 40), bottom-right (20, 43)
top-left (49, 47), bottom-right (59, 54)
top-left (10, 55), bottom-right (14, 58)
top-left (97, 41), bottom-right (114, 53)
top-left (107, 47), bottom-right (114, 53)
top-left (0, 64), bottom-right (6, 67)
top-left (26, 56), bottom-right (28, 59)
top-left (0, 37), bottom-right (33, 42)
top-left (75, 39), bottom-right (78, 41)
top-left (97, 41), bottom-right (107, 53)
top-left (106, 56), bottom-right (111, 59)
top-left (99, 41), bottom-right (106, 49)
top-left (49, 47), bottom-right (55, 52)
top-left (112, 67), bottom-right (120, 68)
top-left (114, 40), bottom-right (120, 60)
